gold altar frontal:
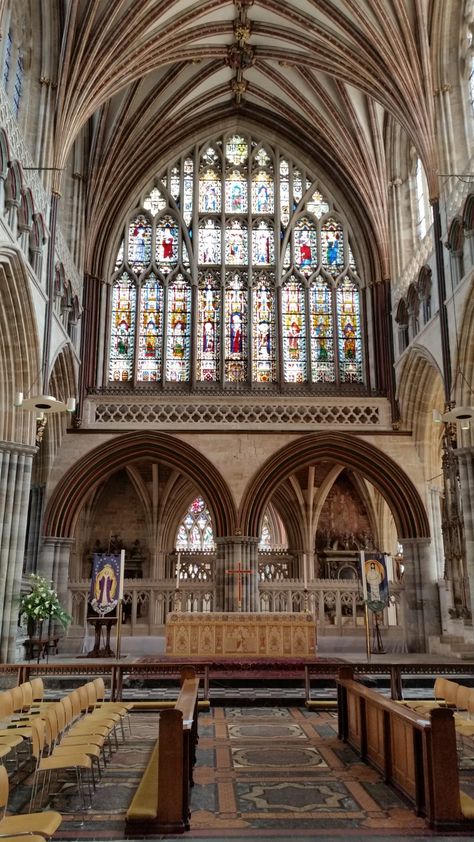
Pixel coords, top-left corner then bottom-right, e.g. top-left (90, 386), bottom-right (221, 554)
top-left (165, 612), bottom-right (317, 658)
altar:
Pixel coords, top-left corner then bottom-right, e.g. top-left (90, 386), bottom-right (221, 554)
top-left (165, 612), bottom-right (317, 658)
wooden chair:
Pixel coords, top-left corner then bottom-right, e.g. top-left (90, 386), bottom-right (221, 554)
top-left (29, 718), bottom-right (94, 813)
top-left (0, 764), bottom-right (61, 839)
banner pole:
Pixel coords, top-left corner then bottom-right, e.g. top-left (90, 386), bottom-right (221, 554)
top-left (364, 603), bottom-right (371, 662)
top-left (116, 549), bottom-right (125, 660)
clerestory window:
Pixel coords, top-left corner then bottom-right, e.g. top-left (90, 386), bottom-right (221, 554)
top-left (109, 134), bottom-right (363, 388)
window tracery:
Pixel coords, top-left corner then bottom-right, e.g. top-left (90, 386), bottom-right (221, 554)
top-left (109, 133), bottom-right (364, 388)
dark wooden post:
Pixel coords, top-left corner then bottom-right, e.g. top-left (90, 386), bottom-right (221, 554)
top-left (423, 707), bottom-right (462, 826)
top-left (157, 709), bottom-right (185, 833)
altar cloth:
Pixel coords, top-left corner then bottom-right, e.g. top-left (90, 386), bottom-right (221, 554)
top-left (165, 611), bottom-right (317, 658)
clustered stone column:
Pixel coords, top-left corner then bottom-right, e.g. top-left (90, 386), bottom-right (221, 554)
top-left (456, 447), bottom-right (474, 622)
top-left (401, 537), bottom-right (441, 651)
top-left (215, 536), bottom-right (260, 612)
top-left (0, 442), bottom-right (36, 661)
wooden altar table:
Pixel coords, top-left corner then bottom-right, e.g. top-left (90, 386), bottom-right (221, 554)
top-left (165, 612), bottom-right (317, 658)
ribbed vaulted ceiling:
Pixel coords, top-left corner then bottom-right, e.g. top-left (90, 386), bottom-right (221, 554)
top-left (48, 0), bottom-right (447, 276)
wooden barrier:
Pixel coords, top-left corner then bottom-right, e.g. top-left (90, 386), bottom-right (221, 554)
top-left (337, 670), bottom-right (467, 829)
top-left (125, 668), bottom-right (199, 836)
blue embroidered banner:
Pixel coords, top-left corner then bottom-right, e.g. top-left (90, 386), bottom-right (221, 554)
top-left (89, 553), bottom-right (122, 616)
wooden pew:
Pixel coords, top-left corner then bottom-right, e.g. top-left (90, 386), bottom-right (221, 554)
top-left (125, 668), bottom-right (199, 836)
top-left (337, 670), bottom-right (472, 829)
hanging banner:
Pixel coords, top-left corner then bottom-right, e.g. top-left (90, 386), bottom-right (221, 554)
top-left (360, 551), bottom-right (389, 613)
top-left (89, 553), bottom-right (122, 617)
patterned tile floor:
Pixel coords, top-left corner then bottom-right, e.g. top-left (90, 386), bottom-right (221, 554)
top-left (6, 705), bottom-right (474, 841)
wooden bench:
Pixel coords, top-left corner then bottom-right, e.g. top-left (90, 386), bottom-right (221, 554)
top-left (337, 669), bottom-right (474, 829)
top-left (125, 667), bottom-right (199, 836)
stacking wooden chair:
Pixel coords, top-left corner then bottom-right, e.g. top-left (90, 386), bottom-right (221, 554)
top-left (59, 695), bottom-right (109, 768)
top-left (42, 703), bottom-right (104, 781)
top-left (29, 718), bottom-right (94, 813)
top-left (398, 676), bottom-right (449, 711)
top-left (93, 677), bottom-right (132, 736)
top-left (0, 764), bottom-right (61, 839)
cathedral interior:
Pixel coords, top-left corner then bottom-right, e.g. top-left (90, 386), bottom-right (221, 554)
top-left (0, 0), bottom-right (474, 664)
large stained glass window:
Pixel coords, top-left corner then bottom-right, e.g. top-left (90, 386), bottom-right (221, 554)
top-left (110, 135), bottom-right (364, 389)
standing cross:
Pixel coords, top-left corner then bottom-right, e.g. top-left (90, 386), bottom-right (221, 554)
top-left (226, 561), bottom-right (252, 609)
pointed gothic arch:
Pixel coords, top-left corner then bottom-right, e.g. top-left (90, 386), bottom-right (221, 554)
top-left (43, 432), bottom-right (236, 539)
top-left (239, 433), bottom-right (430, 541)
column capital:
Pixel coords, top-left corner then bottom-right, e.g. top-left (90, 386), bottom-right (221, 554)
top-left (0, 440), bottom-right (37, 457)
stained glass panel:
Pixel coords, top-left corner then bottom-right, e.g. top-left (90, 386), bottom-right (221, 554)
top-left (293, 168), bottom-right (303, 204)
top-left (280, 159), bottom-right (290, 226)
top-left (225, 171), bottom-right (248, 213)
top-left (310, 280), bottom-right (335, 382)
top-left (225, 272), bottom-right (248, 381)
top-left (128, 215), bottom-right (152, 274)
top-left (348, 244), bottom-right (356, 271)
top-left (252, 274), bottom-right (276, 383)
top-left (199, 219), bottom-right (221, 264)
top-left (143, 187), bottom-right (166, 216)
top-left (225, 135), bottom-right (248, 166)
top-left (321, 219), bottom-right (344, 274)
top-left (294, 218), bottom-right (318, 276)
top-left (199, 170), bottom-right (221, 213)
top-left (170, 166), bottom-right (180, 200)
top-left (282, 279), bottom-right (307, 382)
top-left (307, 189), bottom-right (329, 219)
top-left (251, 172), bottom-right (274, 214)
top-left (137, 275), bottom-right (164, 381)
top-left (109, 273), bottom-right (136, 381)
top-left (156, 215), bottom-right (179, 270)
top-left (337, 277), bottom-right (363, 382)
top-left (197, 273), bottom-right (220, 382)
top-left (166, 276), bottom-right (191, 381)
top-left (183, 158), bottom-right (193, 225)
top-left (252, 220), bottom-right (274, 266)
top-left (225, 219), bottom-right (248, 265)
top-left (254, 147), bottom-right (270, 168)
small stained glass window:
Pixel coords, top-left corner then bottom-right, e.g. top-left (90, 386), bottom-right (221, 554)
top-left (199, 219), bottom-right (221, 264)
top-left (199, 170), bottom-right (221, 213)
top-left (225, 135), bottom-right (248, 166)
top-left (176, 497), bottom-right (215, 551)
top-left (225, 219), bottom-right (248, 265)
top-left (252, 172), bottom-right (274, 214)
top-left (252, 220), bottom-right (274, 266)
top-left (225, 170), bottom-right (248, 213)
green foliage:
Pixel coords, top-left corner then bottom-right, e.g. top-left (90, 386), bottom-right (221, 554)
top-left (19, 573), bottom-right (71, 628)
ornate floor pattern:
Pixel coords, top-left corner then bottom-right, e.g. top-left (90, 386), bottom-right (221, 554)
top-left (6, 707), bottom-right (474, 840)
